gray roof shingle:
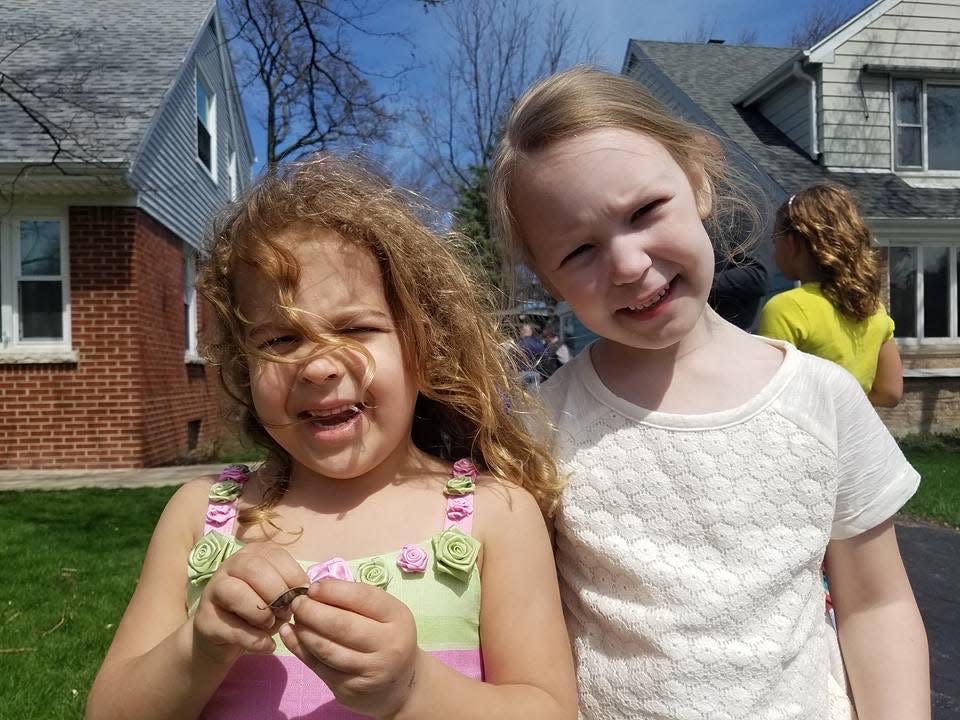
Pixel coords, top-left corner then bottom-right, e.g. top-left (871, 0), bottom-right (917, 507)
top-left (0, 0), bottom-right (215, 165)
top-left (628, 40), bottom-right (960, 219)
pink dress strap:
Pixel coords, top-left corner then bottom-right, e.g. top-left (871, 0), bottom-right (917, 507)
top-left (443, 458), bottom-right (477, 534)
top-left (202, 465), bottom-right (250, 537)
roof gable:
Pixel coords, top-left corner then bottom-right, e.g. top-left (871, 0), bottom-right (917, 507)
top-left (806, 0), bottom-right (899, 63)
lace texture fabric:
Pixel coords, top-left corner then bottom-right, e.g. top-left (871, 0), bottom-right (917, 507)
top-left (541, 341), bottom-right (917, 720)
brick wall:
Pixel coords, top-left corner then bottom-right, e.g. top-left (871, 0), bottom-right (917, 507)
top-left (133, 211), bottom-right (220, 465)
top-left (877, 378), bottom-right (960, 437)
top-left (0, 207), bottom-right (221, 468)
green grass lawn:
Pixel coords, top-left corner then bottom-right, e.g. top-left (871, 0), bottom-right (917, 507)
top-left (0, 487), bottom-right (177, 720)
top-left (0, 442), bottom-right (956, 719)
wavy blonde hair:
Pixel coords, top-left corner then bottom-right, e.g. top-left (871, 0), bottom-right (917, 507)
top-left (774, 184), bottom-right (880, 321)
top-left (489, 65), bottom-right (762, 296)
top-left (198, 155), bottom-right (563, 524)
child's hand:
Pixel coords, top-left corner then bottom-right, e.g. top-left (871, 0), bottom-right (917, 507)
top-left (192, 542), bottom-right (310, 665)
top-left (280, 580), bottom-right (421, 718)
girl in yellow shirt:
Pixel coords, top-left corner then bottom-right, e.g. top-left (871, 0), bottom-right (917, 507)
top-left (759, 184), bottom-right (903, 407)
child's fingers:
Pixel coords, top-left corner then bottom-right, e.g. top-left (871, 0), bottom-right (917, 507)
top-left (289, 595), bottom-right (381, 653)
top-left (279, 621), bottom-right (368, 676)
top-left (194, 602), bottom-right (277, 656)
top-left (206, 574), bottom-right (278, 631)
top-left (306, 579), bottom-right (398, 623)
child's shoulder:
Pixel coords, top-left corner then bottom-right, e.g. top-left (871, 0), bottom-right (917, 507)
top-left (472, 474), bottom-right (546, 536)
top-left (164, 467), bottom-right (250, 540)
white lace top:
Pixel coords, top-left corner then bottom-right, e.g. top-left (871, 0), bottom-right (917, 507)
top-left (541, 340), bottom-right (919, 720)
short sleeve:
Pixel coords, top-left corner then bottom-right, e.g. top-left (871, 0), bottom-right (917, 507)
top-left (831, 369), bottom-right (920, 539)
top-left (881, 309), bottom-right (895, 343)
top-left (758, 293), bottom-right (805, 346)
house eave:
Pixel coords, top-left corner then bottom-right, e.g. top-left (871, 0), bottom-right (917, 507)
top-left (735, 52), bottom-right (804, 106)
top-left (0, 163), bottom-right (133, 197)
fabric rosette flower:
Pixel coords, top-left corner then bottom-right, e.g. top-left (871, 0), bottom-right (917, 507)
top-left (357, 558), bottom-right (391, 588)
top-left (432, 527), bottom-right (480, 582)
top-left (396, 544), bottom-right (428, 574)
top-left (187, 531), bottom-right (240, 586)
top-left (307, 557), bottom-right (354, 583)
top-left (446, 495), bottom-right (474, 522)
top-left (218, 465), bottom-right (250, 484)
top-left (444, 476), bottom-right (475, 497)
top-left (205, 502), bottom-right (237, 529)
top-left (451, 458), bottom-right (479, 480)
top-left (208, 480), bottom-right (244, 503)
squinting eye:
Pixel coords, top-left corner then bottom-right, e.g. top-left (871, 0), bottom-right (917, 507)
top-left (560, 244), bottom-right (594, 267)
top-left (342, 327), bottom-right (381, 335)
top-left (260, 335), bottom-right (298, 350)
top-left (631, 199), bottom-right (665, 222)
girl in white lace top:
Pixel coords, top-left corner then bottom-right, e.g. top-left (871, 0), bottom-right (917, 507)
top-left (489, 67), bottom-right (929, 720)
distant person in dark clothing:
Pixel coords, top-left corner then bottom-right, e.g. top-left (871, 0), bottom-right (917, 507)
top-left (516, 322), bottom-right (546, 388)
top-left (709, 249), bottom-right (769, 331)
top-left (540, 327), bottom-right (570, 378)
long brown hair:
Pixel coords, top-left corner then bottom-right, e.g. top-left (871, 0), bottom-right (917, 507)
top-left (773, 184), bottom-right (881, 321)
top-left (489, 65), bottom-right (762, 297)
top-left (197, 155), bottom-right (563, 521)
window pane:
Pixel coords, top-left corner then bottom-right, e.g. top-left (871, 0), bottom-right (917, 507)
top-left (196, 79), bottom-right (209, 126)
top-left (18, 281), bottom-right (63, 339)
top-left (896, 126), bottom-right (922, 168)
top-left (923, 246), bottom-right (949, 337)
top-left (889, 246), bottom-right (917, 338)
top-left (928, 85), bottom-right (960, 171)
top-left (198, 121), bottom-right (211, 168)
top-left (20, 220), bottom-right (61, 276)
top-left (895, 79), bottom-right (921, 124)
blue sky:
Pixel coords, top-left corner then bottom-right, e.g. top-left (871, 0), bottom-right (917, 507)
top-left (242, 0), bottom-right (870, 178)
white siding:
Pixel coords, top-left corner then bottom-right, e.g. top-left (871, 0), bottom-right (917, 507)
top-left (758, 78), bottom-right (811, 153)
top-left (820, 0), bottom-right (960, 170)
top-left (129, 19), bottom-right (253, 249)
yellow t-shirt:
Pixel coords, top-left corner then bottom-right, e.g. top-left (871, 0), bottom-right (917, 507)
top-left (758, 283), bottom-right (895, 393)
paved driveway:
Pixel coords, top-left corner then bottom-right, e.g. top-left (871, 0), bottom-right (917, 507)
top-left (898, 521), bottom-right (960, 720)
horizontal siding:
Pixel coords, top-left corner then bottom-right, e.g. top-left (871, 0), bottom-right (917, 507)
top-left (758, 78), bottom-right (812, 152)
top-left (822, 151), bottom-right (891, 169)
top-left (818, 1), bottom-right (960, 171)
top-left (887, 1), bottom-right (960, 21)
top-left (130, 20), bottom-right (252, 248)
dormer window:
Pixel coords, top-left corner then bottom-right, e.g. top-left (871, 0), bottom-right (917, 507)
top-left (894, 78), bottom-right (960, 172)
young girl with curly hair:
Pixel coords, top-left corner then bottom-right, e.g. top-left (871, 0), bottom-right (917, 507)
top-left (86, 156), bottom-right (577, 719)
top-left (760, 184), bottom-right (904, 407)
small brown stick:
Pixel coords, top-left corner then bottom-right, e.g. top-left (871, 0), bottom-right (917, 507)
top-left (0, 647), bottom-right (36, 653)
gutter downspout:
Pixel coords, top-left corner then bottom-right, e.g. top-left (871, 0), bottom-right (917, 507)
top-left (791, 59), bottom-right (819, 161)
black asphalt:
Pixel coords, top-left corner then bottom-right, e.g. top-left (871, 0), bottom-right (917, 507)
top-left (898, 521), bottom-right (960, 720)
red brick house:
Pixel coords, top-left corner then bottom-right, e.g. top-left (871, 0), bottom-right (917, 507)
top-left (0, 1), bottom-right (254, 468)
top-left (623, 0), bottom-right (960, 435)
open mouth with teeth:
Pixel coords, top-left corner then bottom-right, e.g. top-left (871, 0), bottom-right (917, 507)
top-left (298, 403), bottom-right (365, 427)
top-left (623, 279), bottom-right (674, 315)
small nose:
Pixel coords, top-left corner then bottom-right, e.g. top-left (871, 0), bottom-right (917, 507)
top-left (298, 349), bottom-right (343, 385)
top-left (608, 234), bottom-right (652, 286)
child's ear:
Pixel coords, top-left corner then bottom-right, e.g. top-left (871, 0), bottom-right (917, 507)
top-left (690, 133), bottom-right (718, 220)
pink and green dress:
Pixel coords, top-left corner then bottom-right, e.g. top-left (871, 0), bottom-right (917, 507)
top-left (186, 461), bottom-right (483, 719)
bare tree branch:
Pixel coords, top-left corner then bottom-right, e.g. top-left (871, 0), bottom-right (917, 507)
top-left (789, 0), bottom-right (872, 48)
top-left (410, 0), bottom-right (593, 204)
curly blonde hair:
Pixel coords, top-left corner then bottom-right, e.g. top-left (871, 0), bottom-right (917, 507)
top-left (773, 184), bottom-right (881, 321)
top-left (489, 65), bottom-right (763, 296)
top-left (197, 155), bottom-right (563, 523)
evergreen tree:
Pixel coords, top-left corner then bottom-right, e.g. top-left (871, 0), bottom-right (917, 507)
top-left (452, 163), bottom-right (502, 290)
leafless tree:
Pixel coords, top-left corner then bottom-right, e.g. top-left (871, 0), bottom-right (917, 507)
top-left (408, 0), bottom-right (594, 202)
top-left (681, 17), bottom-right (720, 44)
top-left (222, 0), bottom-right (444, 168)
top-left (789, 0), bottom-right (872, 48)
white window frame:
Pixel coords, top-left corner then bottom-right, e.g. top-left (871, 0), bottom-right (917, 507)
top-left (183, 248), bottom-right (200, 362)
top-left (887, 243), bottom-right (960, 345)
top-left (196, 69), bottom-right (217, 181)
top-left (227, 148), bottom-right (238, 201)
top-left (891, 76), bottom-right (960, 176)
top-left (0, 211), bottom-right (74, 360)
